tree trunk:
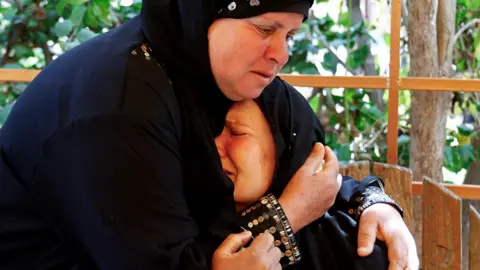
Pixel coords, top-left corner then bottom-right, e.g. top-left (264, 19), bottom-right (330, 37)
top-left (407, 0), bottom-right (455, 266)
top-left (350, 0), bottom-right (385, 111)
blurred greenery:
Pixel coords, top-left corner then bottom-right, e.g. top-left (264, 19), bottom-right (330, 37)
top-left (1, 0), bottom-right (480, 181)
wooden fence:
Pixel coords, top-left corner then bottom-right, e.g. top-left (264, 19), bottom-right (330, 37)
top-left (340, 162), bottom-right (479, 270)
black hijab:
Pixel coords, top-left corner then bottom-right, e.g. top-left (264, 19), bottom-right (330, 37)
top-left (139, 0), bottom-right (313, 228)
top-left (140, 1), bottom-right (388, 269)
top-left (253, 79), bottom-right (389, 269)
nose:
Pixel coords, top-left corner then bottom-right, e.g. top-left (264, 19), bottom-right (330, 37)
top-left (214, 131), bottom-right (227, 158)
top-left (265, 35), bottom-right (289, 67)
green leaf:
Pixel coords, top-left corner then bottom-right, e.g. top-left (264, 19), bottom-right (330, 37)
top-left (54, 19), bottom-right (73, 37)
top-left (13, 45), bottom-right (31, 58)
top-left (27, 19), bottom-right (38, 28)
top-left (0, 103), bottom-right (15, 127)
top-left (457, 124), bottom-right (474, 136)
top-left (354, 116), bottom-right (366, 132)
top-left (308, 94), bottom-right (319, 112)
top-left (336, 144), bottom-right (352, 162)
top-left (67, 0), bottom-right (89, 5)
top-left (2, 63), bottom-right (23, 69)
top-left (85, 6), bottom-right (100, 28)
top-left (329, 114), bottom-right (339, 126)
top-left (70, 5), bottom-right (87, 25)
top-left (36, 32), bottom-right (48, 43)
top-left (56, 0), bottom-right (67, 15)
top-left (338, 12), bottom-right (351, 27)
top-left (475, 42), bottom-right (480, 62)
top-left (344, 89), bottom-right (356, 102)
top-left (77, 28), bottom-right (96, 42)
top-left (321, 51), bottom-right (338, 74)
top-left (360, 104), bottom-right (383, 124)
top-left (458, 144), bottom-right (476, 167)
top-left (347, 45), bottom-right (370, 69)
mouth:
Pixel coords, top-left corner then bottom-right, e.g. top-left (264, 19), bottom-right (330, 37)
top-left (252, 71), bottom-right (274, 80)
top-left (223, 169), bottom-right (235, 179)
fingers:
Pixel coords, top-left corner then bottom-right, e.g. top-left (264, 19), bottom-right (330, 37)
top-left (249, 233), bottom-right (275, 257)
top-left (323, 146), bottom-right (339, 172)
top-left (406, 240), bottom-right (419, 270)
top-left (270, 262), bottom-right (282, 270)
top-left (387, 228), bottom-right (419, 270)
top-left (304, 143), bottom-right (326, 175)
top-left (265, 246), bottom-right (282, 267)
top-left (215, 231), bottom-right (252, 257)
top-left (357, 211), bottom-right (378, 257)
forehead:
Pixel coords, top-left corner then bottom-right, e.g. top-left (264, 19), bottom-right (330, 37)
top-left (251, 12), bottom-right (304, 28)
top-left (226, 100), bottom-right (267, 125)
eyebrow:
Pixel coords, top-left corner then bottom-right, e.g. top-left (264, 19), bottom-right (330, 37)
top-left (262, 18), bottom-right (300, 33)
top-left (225, 120), bottom-right (251, 129)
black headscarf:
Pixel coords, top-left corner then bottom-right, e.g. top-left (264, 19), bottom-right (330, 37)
top-left (139, 0), bottom-right (313, 228)
top-left (140, 1), bottom-right (387, 269)
top-left (251, 80), bottom-right (389, 269)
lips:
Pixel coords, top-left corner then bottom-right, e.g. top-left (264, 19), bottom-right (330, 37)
top-left (223, 169), bottom-right (235, 181)
top-left (252, 71), bottom-right (274, 80)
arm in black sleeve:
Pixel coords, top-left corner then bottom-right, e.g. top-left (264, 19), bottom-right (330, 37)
top-left (31, 114), bottom-right (210, 270)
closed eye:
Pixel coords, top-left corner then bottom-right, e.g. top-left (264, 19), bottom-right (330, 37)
top-left (255, 25), bottom-right (274, 37)
top-left (231, 131), bottom-right (247, 136)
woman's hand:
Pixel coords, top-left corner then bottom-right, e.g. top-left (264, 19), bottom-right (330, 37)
top-left (212, 231), bottom-right (282, 270)
top-left (278, 143), bottom-right (341, 233)
top-left (357, 203), bottom-right (419, 270)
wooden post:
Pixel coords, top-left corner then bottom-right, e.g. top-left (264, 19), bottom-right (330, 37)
top-left (470, 205), bottom-right (480, 270)
top-left (387, 0), bottom-right (402, 164)
top-left (339, 160), bottom-right (370, 181)
top-left (422, 177), bottom-right (462, 270)
top-left (373, 162), bottom-right (413, 232)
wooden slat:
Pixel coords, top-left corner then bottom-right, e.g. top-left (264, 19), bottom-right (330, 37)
top-left (386, 0), bottom-right (402, 165)
top-left (470, 205), bottom-right (480, 270)
top-left (339, 160), bottom-right (371, 181)
top-left (1, 69), bottom-right (479, 93)
top-left (412, 182), bottom-right (480, 200)
top-left (0, 69), bottom-right (40, 82)
top-left (279, 74), bottom-right (388, 89)
top-left (422, 177), bottom-right (462, 270)
top-left (373, 162), bottom-right (413, 232)
top-left (400, 77), bottom-right (480, 92)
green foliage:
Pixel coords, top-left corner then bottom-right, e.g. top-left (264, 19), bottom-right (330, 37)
top-left (0, 0), bottom-right (142, 127)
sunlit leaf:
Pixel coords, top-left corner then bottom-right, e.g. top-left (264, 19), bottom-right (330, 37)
top-left (54, 19), bottom-right (73, 37)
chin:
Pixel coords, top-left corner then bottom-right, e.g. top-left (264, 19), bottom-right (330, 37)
top-left (237, 85), bottom-right (266, 100)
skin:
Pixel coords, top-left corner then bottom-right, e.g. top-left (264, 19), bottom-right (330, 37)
top-left (208, 12), bottom-right (303, 101)
top-left (208, 12), bottom-right (419, 270)
top-left (214, 100), bottom-right (276, 211)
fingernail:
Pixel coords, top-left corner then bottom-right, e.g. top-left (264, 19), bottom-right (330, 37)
top-left (358, 247), bottom-right (367, 254)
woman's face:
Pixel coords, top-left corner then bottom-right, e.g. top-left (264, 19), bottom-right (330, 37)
top-left (208, 12), bottom-right (303, 101)
top-left (214, 100), bottom-right (276, 210)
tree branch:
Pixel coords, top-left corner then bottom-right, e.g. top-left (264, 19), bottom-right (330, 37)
top-left (447, 18), bottom-right (480, 63)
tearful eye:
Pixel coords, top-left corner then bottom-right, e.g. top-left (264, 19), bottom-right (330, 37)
top-left (231, 131), bottom-right (247, 136)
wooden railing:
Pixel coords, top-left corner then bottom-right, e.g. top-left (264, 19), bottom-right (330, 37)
top-left (339, 162), bottom-right (479, 270)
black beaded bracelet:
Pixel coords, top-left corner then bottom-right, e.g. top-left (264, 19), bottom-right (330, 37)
top-left (349, 186), bottom-right (402, 220)
top-left (239, 193), bottom-right (301, 267)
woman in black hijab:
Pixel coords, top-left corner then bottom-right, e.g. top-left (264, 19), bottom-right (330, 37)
top-left (214, 98), bottom-right (390, 269)
top-left (0, 0), bottom-right (417, 269)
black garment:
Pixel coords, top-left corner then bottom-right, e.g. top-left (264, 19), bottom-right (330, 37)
top-left (0, 1), bottom-right (391, 269)
top-left (257, 80), bottom-right (390, 269)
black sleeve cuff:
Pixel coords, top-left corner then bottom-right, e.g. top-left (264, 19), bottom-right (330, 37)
top-left (238, 194), bottom-right (301, 267)
top-left (348, 176), bottom-right (404, 220)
